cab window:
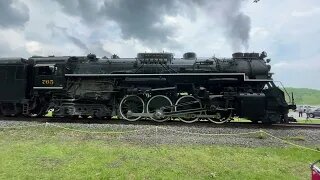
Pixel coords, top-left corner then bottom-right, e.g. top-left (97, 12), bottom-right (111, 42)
top-left (54, 66), bottom-right (62, 75)
top-left (38, 66), bottom-right (55, 76)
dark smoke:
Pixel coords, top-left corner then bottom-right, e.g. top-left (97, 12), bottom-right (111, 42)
top-left (67, 35), bottom-right (89, 51)
top-left (228, 13), bottom-right (251, 51)
top-left (210, 0), bottom-right (251, 51)
top-left (0, 0), bottom-right (29, 28)
top-left (47, 23), bottom-right (111, 57)
top-left (54, 0), bottom-right (251, 51)
top-left (47, 23), bottom-right (88, 51)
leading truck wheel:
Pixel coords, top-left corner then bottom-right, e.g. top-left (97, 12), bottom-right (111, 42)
top-left (119, 95), bottom-right (145, 121)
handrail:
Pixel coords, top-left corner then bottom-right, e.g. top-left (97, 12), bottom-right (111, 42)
top-left (273, 81), bottom-right (293, 104)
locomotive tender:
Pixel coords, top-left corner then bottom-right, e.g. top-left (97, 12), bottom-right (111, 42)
top-left (0, 51), bottom-right (295, 123)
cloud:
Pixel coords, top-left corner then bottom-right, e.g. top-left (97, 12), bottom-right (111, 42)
top-left (273, 58), bottom-right (320, 71)
top-left (0, 0), bottom-right (29, 28)
top-left (54, 0), bottom-right (251, 51)
top-left (272, 55), bottom-right (320, 89)
top-left (291, 7), bottom-right (320, 17)
top-left (25, 41), bottom-right (42, 55)
top-left (0, 40), bottom-right (28, 57)
top-left (53, 0), bottom-right (103, 23)
top-left (0, 29), bottom-right (28, 57)
top-left (101, 0), bottom-right (181, 45)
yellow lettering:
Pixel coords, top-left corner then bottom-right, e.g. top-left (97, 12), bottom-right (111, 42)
top-left (41, 80), bottom-right (54, 85)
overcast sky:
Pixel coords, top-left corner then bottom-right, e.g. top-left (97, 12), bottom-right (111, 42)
top-left (0, 0), bottom-right (319, 89)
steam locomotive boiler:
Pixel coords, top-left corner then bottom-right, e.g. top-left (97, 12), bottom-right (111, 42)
top-left (0, 51), bottom-right (295, 124)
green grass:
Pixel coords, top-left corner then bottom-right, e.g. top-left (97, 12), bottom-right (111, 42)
top-left (283, 87), bottom-right (320, 105)
top-left (251, 132), bottom-right (268, 139)
top-left (284, 136), bottom-right (306, 141)
top-left (296, 119), bottom-right (320, 124)
top-left (0, 126), bottom-right (319, 179)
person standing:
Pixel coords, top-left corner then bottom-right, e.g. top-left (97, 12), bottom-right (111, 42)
top-left (298, 106), bottom-right (303, 117)
top-left (306, 106), bottom-right (311, 119)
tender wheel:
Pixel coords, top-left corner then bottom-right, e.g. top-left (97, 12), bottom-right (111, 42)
top-left (147, 95), bottom-right (173, 122)
top-left (175, 95), bottom-right (202, 123)
top-left (71, 115), bottom-right (79, 119)
top-left (119, 95), bottom-right (145, 121)
top-left (0, 103), bottom-right (22, 117)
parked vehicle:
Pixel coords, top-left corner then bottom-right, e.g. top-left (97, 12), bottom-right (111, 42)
top-left (311, 160), bottom-right (320, 180)
top-left (309, 108), bottom-right (320, 118)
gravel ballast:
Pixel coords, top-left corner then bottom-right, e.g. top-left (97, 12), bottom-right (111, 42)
top-left (0, 120), bottom-right (319, 148)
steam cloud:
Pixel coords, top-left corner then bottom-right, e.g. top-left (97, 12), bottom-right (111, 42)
top-left (54, 0), bottom-right (251, 51)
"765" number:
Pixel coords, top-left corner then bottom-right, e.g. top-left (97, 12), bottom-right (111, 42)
top-left (42, 80), bottom-right (54, 85)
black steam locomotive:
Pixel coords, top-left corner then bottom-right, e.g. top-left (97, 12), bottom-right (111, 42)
top-left (0, 51), bottom-right (295, 123)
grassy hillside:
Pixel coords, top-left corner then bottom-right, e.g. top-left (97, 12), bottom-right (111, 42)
top-left (282, 87), bottom-right (320, 105)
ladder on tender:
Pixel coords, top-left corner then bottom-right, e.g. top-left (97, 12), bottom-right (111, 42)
top-left (22, 103), bottom-right (29, 115)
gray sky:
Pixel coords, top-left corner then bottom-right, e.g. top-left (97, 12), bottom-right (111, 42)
top-left (0, 0), bottom-right (319, 89)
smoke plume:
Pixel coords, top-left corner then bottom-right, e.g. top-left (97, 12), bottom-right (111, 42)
top-left (199, 0), bottom-right (251, 51)
top-left (47, 23), bottom-right (111, 57)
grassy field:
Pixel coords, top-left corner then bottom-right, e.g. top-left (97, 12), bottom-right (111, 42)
top-left (283, 87), bottom-right (320, 105)
top-left (296, 119), bottom-right (320, 124)
top-left (0, 126), bottom-right (319, 179)
top-left (234, 116), bottom-right (320, 124)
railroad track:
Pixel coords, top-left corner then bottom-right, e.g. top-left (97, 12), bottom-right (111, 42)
top-left (0, 116), bottom-right (319, 129)
top-left (271, 123), bottom-right (320, 129)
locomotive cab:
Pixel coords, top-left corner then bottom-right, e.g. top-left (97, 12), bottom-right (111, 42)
top-left (33, 63), bottom-right (65, 90)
